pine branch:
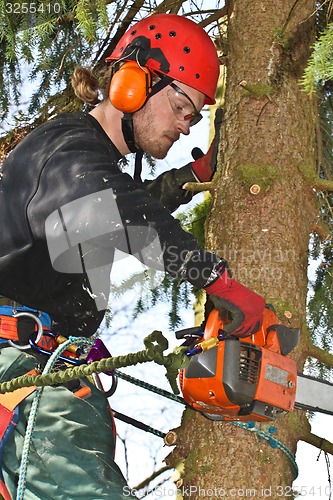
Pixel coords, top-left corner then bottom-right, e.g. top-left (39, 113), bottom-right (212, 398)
top-left (132, 465), bottom-right (171, 492)
top-left (312, 221), bottom-right (331, 240)
top-left (314, 178), bottom-right (333, 191)
top-left (306, 343), bottom-right (333, 368)
top-left (301, 22), bottom-right (333, 93)
top-left (300, 431), bottom-right (333, 455)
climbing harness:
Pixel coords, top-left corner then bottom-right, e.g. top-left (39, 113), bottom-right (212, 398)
top-left (0, 303), bottom-right (51, 350)
top-left (0, 303), bottom-right (107, 500)
top-left (0, 302), bottom-right (84, 365)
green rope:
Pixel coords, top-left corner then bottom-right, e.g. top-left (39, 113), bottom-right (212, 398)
top-left (0, 331), bottom-right (189, 396)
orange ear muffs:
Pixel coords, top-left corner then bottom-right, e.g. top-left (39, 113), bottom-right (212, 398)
top-left (109, 61), bottom-right (152, 113)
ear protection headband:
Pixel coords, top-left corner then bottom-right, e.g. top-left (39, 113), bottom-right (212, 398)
top-left (109, 61), bottom-right (152, 114)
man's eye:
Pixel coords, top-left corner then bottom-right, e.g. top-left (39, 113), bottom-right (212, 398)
top-left (173, 99), bottom-right (185, 111)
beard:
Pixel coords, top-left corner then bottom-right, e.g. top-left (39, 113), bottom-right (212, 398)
top-left (132, 99), bottom-right (174, 159)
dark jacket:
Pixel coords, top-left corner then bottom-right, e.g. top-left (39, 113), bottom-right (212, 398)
top-left (0, 112), bottom-right (217, 336)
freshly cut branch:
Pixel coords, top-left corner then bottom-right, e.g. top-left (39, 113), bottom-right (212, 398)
top-left (182, 181), bottom-right (214, 192)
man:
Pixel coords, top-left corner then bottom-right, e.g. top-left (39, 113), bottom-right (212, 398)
top-left (0, 14), bottom-right (265, 499)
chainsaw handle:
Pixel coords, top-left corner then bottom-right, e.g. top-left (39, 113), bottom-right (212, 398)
top-left (175, 326), bottom-right (203, 340)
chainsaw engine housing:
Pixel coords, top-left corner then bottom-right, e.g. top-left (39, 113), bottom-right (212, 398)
top-left (179, 308), bottom-right (298, 422)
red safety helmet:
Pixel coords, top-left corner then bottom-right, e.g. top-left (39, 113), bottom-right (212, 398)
top-left (106, 14), bottom-right (220, 105)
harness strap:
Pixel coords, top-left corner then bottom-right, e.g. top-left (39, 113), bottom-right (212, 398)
top-left (0, 316), bottom-right (18, 341)
top-left (0, 305), bottom-right (67, 360)
top-left (0, 304), bottom-right (51, 351)
top-left (0, 312), bottom-right (51, 341)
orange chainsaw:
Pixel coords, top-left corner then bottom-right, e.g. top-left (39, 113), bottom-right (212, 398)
top-left (178, 306), bottom-right (301, 422)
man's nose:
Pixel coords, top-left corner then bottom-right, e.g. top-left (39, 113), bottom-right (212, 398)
top-left (177, 119), bottom-right (191, 136)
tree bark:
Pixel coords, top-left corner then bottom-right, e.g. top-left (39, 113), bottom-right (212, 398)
top-left (168, 0), bottom-right (319, 496)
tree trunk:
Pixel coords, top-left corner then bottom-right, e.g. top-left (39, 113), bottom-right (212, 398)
top-left (168, 0), bottom-right (318, 496)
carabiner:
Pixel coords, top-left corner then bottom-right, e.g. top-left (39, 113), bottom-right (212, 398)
top-left (7, 312), bottom-right (43, 350)
top-left (91, 372), bottom-right (118, 398)
top-left (86, 339), bottom-right (118, 396)
top-left (28, 332), bottom-right (85, 366)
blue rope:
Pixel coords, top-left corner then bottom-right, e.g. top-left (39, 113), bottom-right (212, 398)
top-left (230, 421), bottom-right (299, 480)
